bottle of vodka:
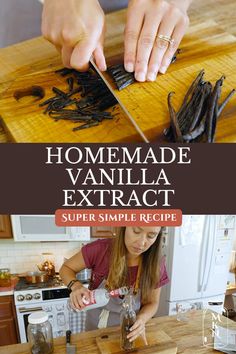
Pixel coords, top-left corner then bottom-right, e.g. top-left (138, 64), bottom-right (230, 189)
top-left (81, 287), bottom-right (129, 311)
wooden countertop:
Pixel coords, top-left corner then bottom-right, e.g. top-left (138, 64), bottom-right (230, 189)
top-left (0, 310), bottom-right (235, 354)
top-left (0, 0), bottom-right (236, 143)
top-left (226, 284), bottom-right (236, 296)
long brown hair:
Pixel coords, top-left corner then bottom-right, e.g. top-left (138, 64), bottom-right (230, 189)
top-left (106, 227), bottom-right (163, 303)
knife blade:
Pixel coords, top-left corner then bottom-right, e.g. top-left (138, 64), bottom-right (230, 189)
top-left (90, 59), bottom-right (149, 143)
top-left (66, 330), bottom-right (76, 354)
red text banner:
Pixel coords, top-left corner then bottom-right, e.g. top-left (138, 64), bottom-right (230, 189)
top-left (55, 209), bottom-right (182, 226)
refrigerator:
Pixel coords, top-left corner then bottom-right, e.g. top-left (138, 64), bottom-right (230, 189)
top-left (157, 215), bottom-right (236, 317)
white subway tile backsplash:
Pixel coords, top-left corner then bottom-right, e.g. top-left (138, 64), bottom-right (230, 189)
top-left (0, 256), bottom-right (11, 263)
top-left (0, 241), bottom-right (84, 273)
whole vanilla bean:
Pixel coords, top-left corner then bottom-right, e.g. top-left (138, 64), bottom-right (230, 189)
top-left (163, 70), bottom-right (235, 143)
top-left (218, 89), bottom-right (235, 116)
top-left (168, 92), bottom-right (183, 143)
top-left (205, 76), bottom-right (225, 143)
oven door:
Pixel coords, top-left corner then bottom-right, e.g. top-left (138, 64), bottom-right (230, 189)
top-left (16, 300), bottom-right (70, 343)
top-left (16, 305), bottom-right (43, 343)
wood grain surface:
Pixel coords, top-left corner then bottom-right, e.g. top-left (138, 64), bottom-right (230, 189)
top-left (0, 0), bottom-right (236, 142)
top-left (0, 311), bottom-right (235, 354)
top-left (96, 329), bottom-right (177, 354)
top-left (0, 70), bottom-right (141, 143)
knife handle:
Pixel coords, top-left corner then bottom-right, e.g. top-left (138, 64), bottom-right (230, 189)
top-left (66, 330), bottom-right (72, 344)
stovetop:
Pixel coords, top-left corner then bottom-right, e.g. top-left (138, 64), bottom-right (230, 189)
top-left (15, 275), bottom-right (64, 291)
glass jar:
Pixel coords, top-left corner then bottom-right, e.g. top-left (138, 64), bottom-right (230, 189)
top-left (0, 268), bottom-right (11, 287)
top-left (120, 294), bottom-right (137, 351)
top-left (27, 311), bottom-right (54, 354)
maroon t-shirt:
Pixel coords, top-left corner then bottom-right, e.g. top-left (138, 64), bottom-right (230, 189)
top-left (81, 239), bottom-right (169, 290)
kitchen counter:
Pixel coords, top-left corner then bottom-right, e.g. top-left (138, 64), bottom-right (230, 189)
top-left (0, 278), bottom-right (19, 296)
top-left (0, 0), bottom-right (236, 143)
top-left (0, 290), bottom-right (14, 296)
top-left (0, 310), bottom-right (235, 353)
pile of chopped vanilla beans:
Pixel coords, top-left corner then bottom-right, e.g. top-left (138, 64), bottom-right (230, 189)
top-left (40, 66), bottom-right (117, 131)
top-left (164, 69), bottom-right (235, 143)
top-left (107, 49), bottom-right (181, 91)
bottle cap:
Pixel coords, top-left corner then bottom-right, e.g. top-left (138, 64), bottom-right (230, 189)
top-left (28, 311), bottom-right (48, 324)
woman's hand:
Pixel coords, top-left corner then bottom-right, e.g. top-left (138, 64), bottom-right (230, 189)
top-left (127, 316), bottom-right (147, 344)
top-left (41, 0), bottom-right (106, 71)
top-left (70, 283), bottom-right (91, 310)
top-left (124, 0), bottom-right (190, 81)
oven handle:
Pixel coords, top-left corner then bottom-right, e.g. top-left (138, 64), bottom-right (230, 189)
top-left (19, 307), bottom-right (43, 313)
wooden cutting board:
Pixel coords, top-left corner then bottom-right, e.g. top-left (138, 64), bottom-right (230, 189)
top-left (0, 69), bottom-right (141, 143)
top-left (102, 19), bottom-right (236, 143)
top-left (96, 329), bottom-right (177, 354)
top-left (0, 18), bottom-right (236, 142)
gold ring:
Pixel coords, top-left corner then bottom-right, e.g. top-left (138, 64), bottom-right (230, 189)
top-left (157, 34), bottom-right (175, 46)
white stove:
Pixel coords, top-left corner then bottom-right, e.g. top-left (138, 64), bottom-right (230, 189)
top-left (14, 279), bottom-right (71, 343)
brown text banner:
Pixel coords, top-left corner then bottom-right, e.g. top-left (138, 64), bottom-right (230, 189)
top-left (0, 143), bottom-right (235, 214)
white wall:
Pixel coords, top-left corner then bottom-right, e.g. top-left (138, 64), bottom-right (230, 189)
top-left (0, 240), bottom-right (84, 274)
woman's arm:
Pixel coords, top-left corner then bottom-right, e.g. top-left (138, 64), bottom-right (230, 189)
top-left (60, 250), bottom-right (91, 310)
top-left (127, 287), bottom-right (161, 342)
top-left (60, 250), bottom-right (86, 286)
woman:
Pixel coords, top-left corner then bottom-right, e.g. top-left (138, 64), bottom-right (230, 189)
top-left (42, 0), bottom-right (192, 82)
top-left (60, 226), bottom-right (169, 342)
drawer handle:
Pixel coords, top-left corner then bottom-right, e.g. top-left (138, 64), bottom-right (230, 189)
top-left (19, 307), bottom-right (43, 313)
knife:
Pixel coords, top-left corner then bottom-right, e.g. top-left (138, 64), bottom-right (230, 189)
top-left (66, 330), bottom-right (76, 354)
top-left (90, 59), bottom-right (149, 143)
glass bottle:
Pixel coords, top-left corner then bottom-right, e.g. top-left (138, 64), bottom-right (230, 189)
top-left (0, 268), bottom-right (11, 287)
top-left (27, 311), bottom-right (54, 354)
top-left (80, 286), bottom-right (129, 311)
top-left (120, 294), bottom-right (137, 351)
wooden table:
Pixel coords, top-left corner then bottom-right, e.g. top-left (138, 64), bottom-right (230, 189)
top-left (0, 0), bottom-right (236, 143)
top-left (0, 311), bottom-right (235, 354)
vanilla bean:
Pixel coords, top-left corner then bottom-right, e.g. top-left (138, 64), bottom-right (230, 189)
top-left (189, 82), bottom-right (212, 132)
top-left (168, 92), bottom-right (183, 142)
top-left (52, 87), bottom-right (68, 99)
top-left (107, 50), bottom-right (181, 91)
top-left (164, 70), bottom-right (234, 143)
top-left (39, 96), bottom-right (59, 107)
top-left (73, 121), bottom-right (99, 131)
top-left (67, 87), bottom-right (82, 96)
top-left (183, 118), bottom-right (206, 141)
top-left (55, 67), bottom-right (74, 76)
top-left (218, 89), bottom-right (235, 117)
top-left (177, 70), bottom-right (205, 122)
top-left (178, 84), bottom-right (204, 133)
top-left (205, 76), bottom-right (224, 142)
top-left (40, 67), bottom-right (117, 131)
top-left (67, 77), bottom-right (74, 92)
